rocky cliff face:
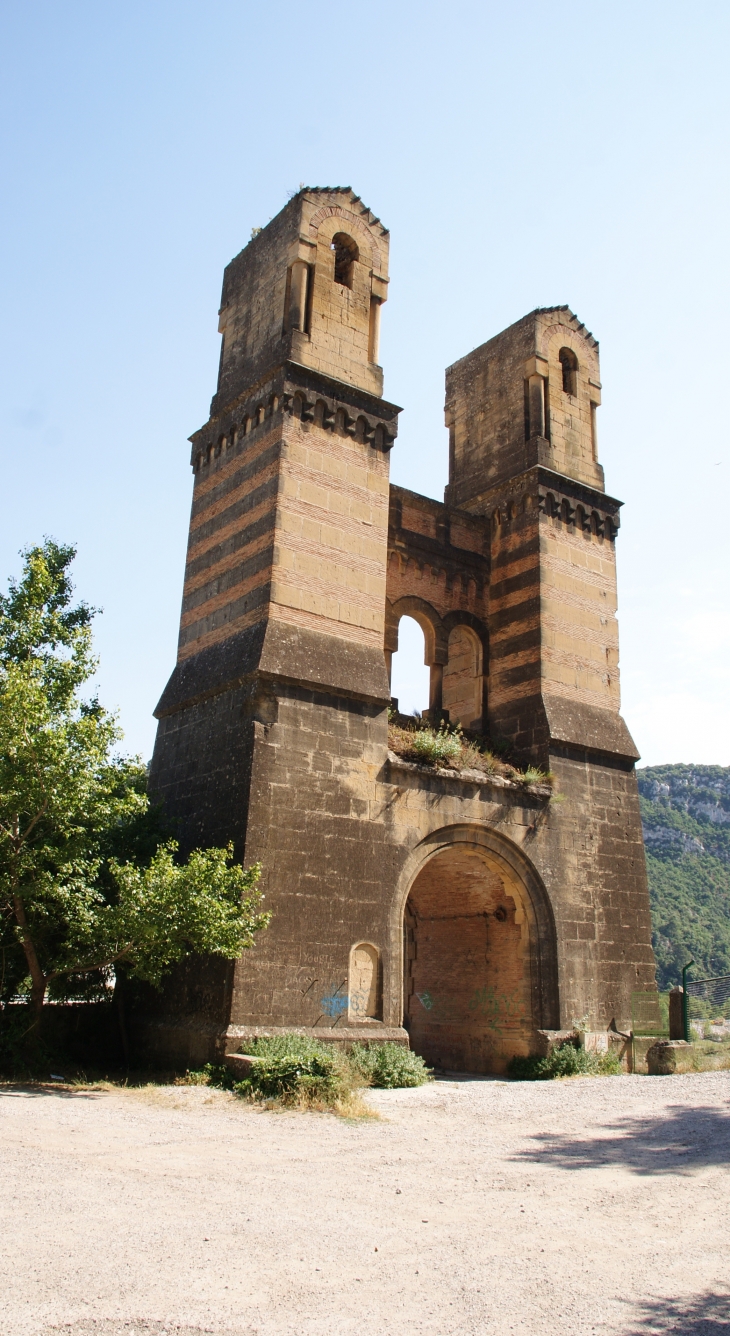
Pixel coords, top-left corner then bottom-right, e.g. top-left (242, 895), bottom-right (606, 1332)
top-left (638, 764), bottom-right (730, 989)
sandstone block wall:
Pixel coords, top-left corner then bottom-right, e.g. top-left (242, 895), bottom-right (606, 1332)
top-left (213, 187), bottom-right (389, 416)
top-left (445, 307), bottom-right (604, 509)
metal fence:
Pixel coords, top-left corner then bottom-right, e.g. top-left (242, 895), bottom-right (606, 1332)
top-left (630, 991), bottom-right (669, 1037)
top-left (685, 972), bottom-right (730, 1042)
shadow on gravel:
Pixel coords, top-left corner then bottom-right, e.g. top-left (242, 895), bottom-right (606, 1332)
top-left (623, 1289), bottom-right (730, 1333)
top-left (0, 1073), bottom-right (179, 1100)
top-left (0, 1082), bottom-right (114, 1100)
top-left (42, 1325), bottom-right (253, 1335)
top-left (517, 1103), bottom-right (730, 1175)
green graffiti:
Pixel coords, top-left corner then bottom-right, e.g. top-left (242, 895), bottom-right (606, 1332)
top-left (468, 985), bottom-right (524, 1032)
top-left (415, 990), bottom-right (458, 1022)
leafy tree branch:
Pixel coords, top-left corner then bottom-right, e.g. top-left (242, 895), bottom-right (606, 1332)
top-left (0, 541), bottom-right (269, 1033)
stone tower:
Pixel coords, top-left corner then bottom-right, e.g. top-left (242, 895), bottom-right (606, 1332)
top-left (444, 307), bottom-right (632, 764)
top-left (148, 189), bottom-right (404, 1053)
top-left (146, 193), bottom-right (656, 1072)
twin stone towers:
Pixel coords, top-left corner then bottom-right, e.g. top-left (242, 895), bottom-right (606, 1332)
top-left (145, 187), bottom-right (655, 1072)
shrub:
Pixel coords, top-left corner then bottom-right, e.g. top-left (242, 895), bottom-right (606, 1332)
top-left (235, 1035), bottom-right (351, 1107)
top-left (508, 1039), bottom-right (622, 1080)
top-left (410, 728), bottom-right (462, 764)
top-left (181, 1063), bottom-right (235, 1089)
top-left (185, 1036), bottom-right (432, 1110)
top-left (349, 1042), bottom-right (431, 1088)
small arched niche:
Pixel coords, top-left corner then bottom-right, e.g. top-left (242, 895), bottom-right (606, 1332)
top-left (331, 232), bottom-right (359, 288)
top-left (559, 347), bottom-right (578, 397)
top-left (349, 942), bottom-right (381, 1021)
top-left (442, 624), bottom-right (483, 730)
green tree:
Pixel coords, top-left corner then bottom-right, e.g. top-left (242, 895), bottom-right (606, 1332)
top-left (0, 541), bottom-right (268, 1032)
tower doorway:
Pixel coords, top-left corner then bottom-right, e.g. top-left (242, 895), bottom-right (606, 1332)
top-left (403, 843), bottom-right (537, 1074)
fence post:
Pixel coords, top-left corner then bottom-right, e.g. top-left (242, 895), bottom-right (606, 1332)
top-left (669, 987), bottom-right (684, 1041)
top-left (682, 961), bottom-right (695, 1042)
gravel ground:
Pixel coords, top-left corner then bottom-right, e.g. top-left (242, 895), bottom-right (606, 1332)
top-left (1, 1071), bottom-right (729, 1336)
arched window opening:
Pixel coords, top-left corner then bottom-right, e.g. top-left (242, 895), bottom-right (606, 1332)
top-left (390, 616), bottom-right (430, 718)
top-left (349, 942), bottom-right (381, 1021)
top-left (331, 232), bottom-right (358, 288)
top-left (559, 347), bottom-right (578, 396)
top-left (442, 624), bottom-right (483, 730)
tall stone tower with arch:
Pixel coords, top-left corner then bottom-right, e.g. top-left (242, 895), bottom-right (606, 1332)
top-left (146, 187), bottom-right (655, 1072)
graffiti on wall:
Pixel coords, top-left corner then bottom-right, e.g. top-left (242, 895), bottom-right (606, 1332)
top-left (414, 984), bottom-right (525, 1035)
top-left (320, 988), bottom-right (348, 1019)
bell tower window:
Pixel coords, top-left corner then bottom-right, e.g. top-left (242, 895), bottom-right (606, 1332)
top-left (559, 347), bottom-right (578, 396)
top-left (332, 233), bottom-right (358, 288)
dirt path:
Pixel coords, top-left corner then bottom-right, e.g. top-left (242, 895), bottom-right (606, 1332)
top-left (1, 1071), bottom-right (729, 1336)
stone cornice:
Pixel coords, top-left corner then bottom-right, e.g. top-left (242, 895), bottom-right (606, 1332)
top-left (473, 465), bottom-right (623, 540)
top-left (386, 751), bottom-right (552, 801)
top-left (534, 466), bottom-right (622, 517)
top-left (189, 360), bottom-right (401, 469)
top-left (281, 361), bottom-right (401, 451)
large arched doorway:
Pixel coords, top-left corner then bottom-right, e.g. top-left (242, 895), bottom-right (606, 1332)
top-left (401, 831), bottom-right (557, 1074)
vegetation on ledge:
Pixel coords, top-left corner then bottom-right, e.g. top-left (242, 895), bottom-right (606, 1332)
top-left (387, 715), bottom-right (553, 789)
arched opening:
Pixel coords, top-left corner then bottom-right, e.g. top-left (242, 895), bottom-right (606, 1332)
top-left (404, 844), bottom-right (539, 1073)
top-left (349, 942), bottom-right (381, 1020)
top-left (559, 346), bottom-right (578, 396)
top-left (331, 233), bottom-right (358, 288)
top-left (390, 615), bottom-right (430, 717)
top-left (442, 624), bottom-right (483, 730)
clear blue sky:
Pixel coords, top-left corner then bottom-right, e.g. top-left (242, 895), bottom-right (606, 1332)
top-left (1, 2), bottom-right (728, 766)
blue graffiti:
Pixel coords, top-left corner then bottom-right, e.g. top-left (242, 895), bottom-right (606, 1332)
top-left (320, 991), bottom-right (349, 1018)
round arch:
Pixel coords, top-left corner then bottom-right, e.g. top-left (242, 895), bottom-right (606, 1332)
top-left (308, 205), bottom-right (381, 272)
top-left (441, 613), bottom-right (488, 731)
top-left (386, 824), bottom-right (559, 1071)
top-left (441, 610), bottom-right (488, 667)
top-left (385, 595), bottom-right (447, 665)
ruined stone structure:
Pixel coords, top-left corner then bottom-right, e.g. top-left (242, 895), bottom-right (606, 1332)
top-left (146, 187), bottom-right (656, 1072)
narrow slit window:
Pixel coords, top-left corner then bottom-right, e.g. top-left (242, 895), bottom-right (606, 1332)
top-left (559, 347), bottom-right (578, 396)
top-left (331, 233), bottom-right (358, 288)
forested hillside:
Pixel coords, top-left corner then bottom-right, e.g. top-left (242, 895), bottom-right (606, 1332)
top-left (638, 764), bottom-right (730, 990)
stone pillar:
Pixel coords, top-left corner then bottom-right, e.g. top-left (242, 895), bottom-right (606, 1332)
top-left (289, 260), bottom-right (309, 332)
top-left (384, 648), bottom-right (392, 686)
top-left (669, 986), bottom-right (684, 1041)
top-left (428, 662), bottom-right (443, 718)
top-left (527, 374), bottom-right (546, 439)
top-left (368, 298), bottom-right (382, 364)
